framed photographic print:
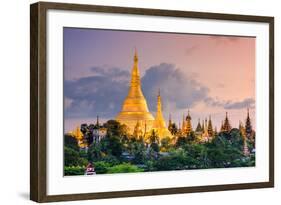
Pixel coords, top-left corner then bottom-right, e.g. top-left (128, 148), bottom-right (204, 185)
top-left (30, 1), bottom-right (274, 202)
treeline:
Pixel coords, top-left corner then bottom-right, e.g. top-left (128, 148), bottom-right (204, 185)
top-left (64, 120), bottom-right (255, 176)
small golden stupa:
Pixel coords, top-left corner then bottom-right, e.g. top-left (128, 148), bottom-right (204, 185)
top-left (115, 50), bottom-right (155, 134)
top-left (151, 90), bottom-right (172, 139)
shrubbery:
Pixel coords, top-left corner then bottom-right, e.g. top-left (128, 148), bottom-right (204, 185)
top-left (64, 166), bottom-right (85, 176)
top-left (107, 163), bottom-right (144, 174)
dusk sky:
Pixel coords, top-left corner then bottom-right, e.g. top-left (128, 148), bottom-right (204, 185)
top-left (63, 27), bottom-right (255, 133)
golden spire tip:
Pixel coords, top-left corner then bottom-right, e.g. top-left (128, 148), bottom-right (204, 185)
top-left (134, 47), bottom-right (138, 62)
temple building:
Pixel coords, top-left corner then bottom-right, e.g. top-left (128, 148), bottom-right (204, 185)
top-left (151, 90), bottom-right (172, 139)
top-left (201, 118), bottom-right (211, 142)
top-left (92, 116), bottom-right (107, 143)
top-left (115, 50), bottom-right (155, 134)
top-left (239, 120), bottom-right (250, 156)
top-left (207, 116), bottom-right (214, 137)
top-left (182, 114), bottom-right (186, 134)
top-left (221, 112), bottom-right (232, 132)
top-left (180, 110), bottom-right (193, 136)
top-left (193, 116), bottom-right (215, 142)
top-left (245, 108), bottom-right (255, 143)
top-left (195, 119), bottom-right (203, 136)
top-left (185, 110), bottom-right (193, 135)
top-left (133, 120), bottom-right (144, 139)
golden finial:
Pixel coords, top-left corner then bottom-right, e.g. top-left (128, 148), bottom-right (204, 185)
top-left (134, 47), bottom-right (138, 63)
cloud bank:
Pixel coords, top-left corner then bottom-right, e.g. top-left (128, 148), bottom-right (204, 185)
top-left (64, 67), bottom-right (130, 118)
top-left (204, 97), bottom-right (255, 110)
top-left (64, 63), bottom-right (254, 119)
top-left (142, 63), bottom-right (209, 111)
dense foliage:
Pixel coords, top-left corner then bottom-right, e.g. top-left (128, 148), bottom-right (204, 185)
top-left (64, 120), bottom-right (255, 176)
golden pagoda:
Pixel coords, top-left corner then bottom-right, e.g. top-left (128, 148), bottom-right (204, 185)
top-left (151, 90), bottom-right (172, 139)
top-left (69, 126), bottom-right (87, 148)
top-left (133, 120), bottom-right (144, 139)
top-left (185, 110), bottom-right (193, 135)
top-left (201, 118), bottom-right (210, 142)
top-left (115, 50), bottom-right (155, 134)
top-left (222, 112), bottom-right (232, 132)
top-left (182, 114), bottom-right (186, 134)
top-left (207, 115), bottom-right (214, 137)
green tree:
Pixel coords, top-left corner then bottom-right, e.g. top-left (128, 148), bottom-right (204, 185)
top-left (148, 130), bottom-right (159, 144)
top-left (99, 134), bottom-right (123, 158)
top-left (104, 120), bottom-right (129, 137)
top-left (64, 147), bottom-right (88, 167)
top-left (100, 155), bottom-right (120, 165)
top-left (182, 143), bottom-right (209, 168)
top-left (154, 148), bottom-right (193, 171)
top-left (108, 135), bottom-right (123, 157)
top-left (150, 142), bottom-right (160, 153)
top-left (186, 131), bottom-right (196, 144)
top-left (87, 141), bottom-right (102, 162)
top-left (206, 129), bottom-right (244, 168)
top-left (130, 140), bottom-right (147, 164)
top-left (64, 166), bottom-right (85, 176)
top-left (169, 123), bottom-right (178, 135)
top-left (175, 136), bottom-right (186, 147)
top-left (94, 161), bottom-right (111, 174)
top-left (160, 136), bottom-right (172, 152)
top-left (64, 134), bottom-right (79, 151)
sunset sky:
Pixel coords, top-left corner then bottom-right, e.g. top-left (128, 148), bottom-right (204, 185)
top-left (63, 27), bottom-right (255, 133)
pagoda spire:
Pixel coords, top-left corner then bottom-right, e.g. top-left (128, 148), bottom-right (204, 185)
top-left (223, 112), bottom-right (232, 132)
top-left (214, 126), bottom-right (218, 136)
top-left (96, 115), bottom-right (100, 126)
top-left (245, 108), bottom-right (253, 140)
top-left (157, 89), bottom-right (161, 113)
top-left (195, 118), bottom-right (202, 132)
top-left (130, 48), bottom-right (141, 91)
top-left (185, 110), bottom-right (192, 135)
top-left (207, 115), bottom-right (214, 137)
top-left (202, 118), bottom-right (210, 142)
top-left (239, 120), bottom-right (244, 133)
top-left (134, 47), bottom-right (138, 63)
top-left (168, 113), bottom-right (172, 124)
top-left (182, 114), bottom-right (186, 133)
top-left (152, 90), bottom-right (172, 139)
top-left (168, 113), bottom-right (173, 130)
top-left (220, 120), bottom-right (224, 132)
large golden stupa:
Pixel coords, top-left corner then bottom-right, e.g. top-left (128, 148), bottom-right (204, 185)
top-left (115, 50), bottom-right (155, 134)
